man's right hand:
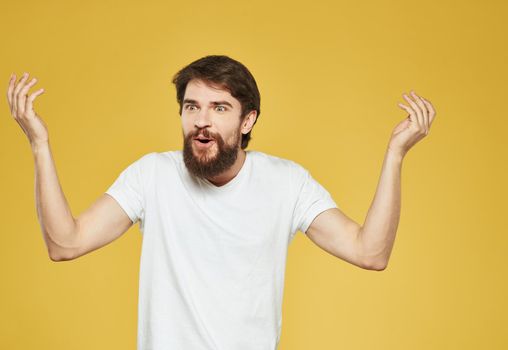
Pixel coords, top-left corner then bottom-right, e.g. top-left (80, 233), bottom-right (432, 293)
top-left (6, 72), bottom-right (48, 148)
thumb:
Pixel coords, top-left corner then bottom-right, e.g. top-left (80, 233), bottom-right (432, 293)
top-left (393, 118), bottom-right (411, 135)
top-left (26, 88), bottom-right (45, 115)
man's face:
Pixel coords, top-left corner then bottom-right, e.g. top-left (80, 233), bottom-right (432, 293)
top-left (181, 79), bottom-right (244, 179)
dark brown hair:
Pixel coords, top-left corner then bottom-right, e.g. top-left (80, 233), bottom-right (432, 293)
top-left (172, 55), bottom-right (261, 149)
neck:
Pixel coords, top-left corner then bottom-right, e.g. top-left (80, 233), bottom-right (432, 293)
top-left (206, 149), bottom-right (246, 187)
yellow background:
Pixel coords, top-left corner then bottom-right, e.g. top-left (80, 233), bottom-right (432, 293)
top-left (1, 0), bottom-right (507, 349)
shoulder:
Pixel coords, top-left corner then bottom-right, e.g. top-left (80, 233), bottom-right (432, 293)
top-left (127, 151), bottom-right (159, 170)
top-left (124, 150), bottom-right (175, 175)
top-left (145, 150), bottom-right (187, 178)
top-left (248, 150), bottom-right (309, 179)
top-left (125, 151), bottom-right (180, 188)
top-left (149, 150), bottom-right (181, 163)
top-left (136, 150), bottom-right (183, 167)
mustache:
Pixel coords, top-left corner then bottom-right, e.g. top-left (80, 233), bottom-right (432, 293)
top-left (188, 129), bottom-right (220, 140)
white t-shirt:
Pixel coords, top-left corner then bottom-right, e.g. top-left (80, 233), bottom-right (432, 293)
top-left (105, 150), bottom-right (338, 350)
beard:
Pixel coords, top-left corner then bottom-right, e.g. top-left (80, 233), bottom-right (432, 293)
top-left (183, 127), bottom-right (241, 180)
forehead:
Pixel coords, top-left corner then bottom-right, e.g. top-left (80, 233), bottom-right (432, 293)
top-left (183, 79), bottom-right (240, 107)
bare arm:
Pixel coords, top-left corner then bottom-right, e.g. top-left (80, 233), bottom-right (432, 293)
top-left (306, 90), bottom-right (437, 270)
top-left (357, 148), bottom-right (403, 269)
top-left (32, 142), bottom-right (134, 261)
top-left (32, 141), bottom-right (80, 260)
top-left (306, 148), bottom-right (402, 270)
top-left (8, 72), bottom-right (134, 261)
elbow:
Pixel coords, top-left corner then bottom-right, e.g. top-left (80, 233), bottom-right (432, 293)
top-left (45, 231), bottom-right (79, 262)
top-left (358, 240), bottom-right (390, 271)
top-left (48, 248), bottom-right (75, 262)
top-left (49, 253), bottom-right (63, 262)
top-left (371, 262), bottom-right (388, 271)
top-left (49, 253), bottom-right (67, 262)
top-left (362, 258), bottom-right (388, 271)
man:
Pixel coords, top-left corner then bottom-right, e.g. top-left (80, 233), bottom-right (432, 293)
top-left (6, 55), bottom-right (436, 349)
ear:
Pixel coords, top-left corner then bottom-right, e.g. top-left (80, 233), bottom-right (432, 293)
top-left (240, 110), bottom-right (258, 135)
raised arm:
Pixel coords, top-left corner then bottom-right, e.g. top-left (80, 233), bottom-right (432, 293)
top-left (305, 90), bottom-right (436, 270)
top-left (304, 148), bottom-right (403, 270)
top-left (7, 72), bottom-right (133, 261)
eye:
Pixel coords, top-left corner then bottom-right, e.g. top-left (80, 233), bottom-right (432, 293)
top-left (184, 104), bottom-right (198, 111)
top-left (215, 105), bottom-right (227, 112)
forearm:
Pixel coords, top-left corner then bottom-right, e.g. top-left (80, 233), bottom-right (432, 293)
top-left (359, 147), bottom-right (403, 269)
top-left (32, 141), bottom-right (78, 258)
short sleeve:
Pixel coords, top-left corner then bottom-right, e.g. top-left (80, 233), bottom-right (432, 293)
top-left (290, 165), bottom-right (338, 237)
top-left (105, 153), bottom-right (155, 226)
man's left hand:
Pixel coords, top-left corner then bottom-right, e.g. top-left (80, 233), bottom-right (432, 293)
top-left (388, 90), bottom-right (437, 158)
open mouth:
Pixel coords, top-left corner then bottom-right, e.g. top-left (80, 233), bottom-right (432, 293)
top-left (196, 139), bottom-right (213, 144)
top-left (193, 136), bottom-right (216, 149)
top-left (194, 134), bottom-right (215, 143)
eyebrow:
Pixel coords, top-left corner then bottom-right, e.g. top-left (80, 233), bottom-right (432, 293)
top-left (183, 99), bottom-right (233, 108)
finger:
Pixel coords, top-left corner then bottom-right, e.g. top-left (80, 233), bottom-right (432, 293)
top-left (410, 90), bottom-right (429, 134)
top-left (19, 77), bottom-right (38, 116)
top-left (26, 88), bottom-right (45, 114)
top-left (13, 73), bottom-right (29, 116)
top-left (7, 73), bottom-right (16, 110)
top-left (420, 96), bottom-right (436, 126)
top-left (403, 92), bottom-right (424, 132)
top-left (397, 102), bottom-right (417, 123)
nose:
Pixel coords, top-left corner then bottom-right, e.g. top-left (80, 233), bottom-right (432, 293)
top-left (194, 108), bottom-right (212, 129)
